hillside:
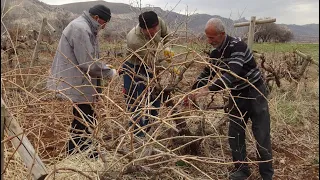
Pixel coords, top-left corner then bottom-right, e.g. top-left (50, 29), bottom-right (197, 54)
top-left (286, 24), bottom-right (319, 42)
top-left (1, 0), bottom-right (77, 35)
top-left (52, 0), bottom-right (137, 14)
top-left (1, 0), bottom-right (318, 42)
top-left (56, 1), bottom-right (318, 42)
top-left (53, 1), bottom-right (238, 35)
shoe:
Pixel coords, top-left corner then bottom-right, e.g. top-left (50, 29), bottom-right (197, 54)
top-left (229, 171), bottom-right (249, 180)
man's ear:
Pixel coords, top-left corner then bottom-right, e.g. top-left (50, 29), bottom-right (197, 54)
top-left (93, 15), bottom-right (99, 21)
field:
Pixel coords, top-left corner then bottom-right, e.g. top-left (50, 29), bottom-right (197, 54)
top-left (1, 39), bottom-right (319, 180)
top-left (253, 43), bottom-right (319, 60)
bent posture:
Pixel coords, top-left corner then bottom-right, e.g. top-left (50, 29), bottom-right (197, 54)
top-left (191, 18), bottom-right (273, 180)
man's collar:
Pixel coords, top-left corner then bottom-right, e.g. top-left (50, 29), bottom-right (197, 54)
top-left (216, 35), bottom-right (228, 52)
top-left (83, 11), bottom-right (100, 35)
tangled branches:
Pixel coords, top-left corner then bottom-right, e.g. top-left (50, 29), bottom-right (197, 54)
top-left (254, 50), bottom-right (316, 92)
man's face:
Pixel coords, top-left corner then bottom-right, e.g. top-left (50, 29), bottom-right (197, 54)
top-left (141, 25), bottom-right (160, 39)
top-left (94, 15), bottom-right (108, 30)
top-left (205, 27), bottom-right (225, 48)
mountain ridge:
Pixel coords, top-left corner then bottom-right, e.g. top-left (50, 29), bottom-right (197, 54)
top-left (2, 0), bottom-right (318, 42)
top-left (54, 0), bottom-right (318, 42)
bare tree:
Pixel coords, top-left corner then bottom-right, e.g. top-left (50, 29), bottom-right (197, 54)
top-left (254, 22), bottom-right (294, 43)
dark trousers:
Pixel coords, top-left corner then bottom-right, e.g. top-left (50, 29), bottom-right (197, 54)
top-left (122, 61), bottom-right (161, 137)
top-left (67, 104), bottom-right (96, 154)
top-left (228, 82), bottom-right (274, 179)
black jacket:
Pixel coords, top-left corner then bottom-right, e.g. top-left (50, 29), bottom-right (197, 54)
top-left (192, 35), bottom-right (262, 91)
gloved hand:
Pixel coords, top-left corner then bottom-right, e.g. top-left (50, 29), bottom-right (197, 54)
top-left (164, 47), bottom-right (174, 63)
top-left (163, 47), bottom-right (179, 75)
top-left (104, 64), bottom-right (117, 78)
top-left (172, 66), bottom-right (180, 75)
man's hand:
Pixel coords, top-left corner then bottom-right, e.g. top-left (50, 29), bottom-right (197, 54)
top-left (168, 66), bottom-right (180, 75)
top-left (117, 67), bottom-right (124, 75)
top-left (172, 66), bottom-right (180, 75)
top-left (164, 47), bottom-right (174, 59)
top-left (182, 94), bottom-right (195, 107)
top-left (163, 47), bottom-right (181, 75)
top-left (194, 86), bottom-right (210, 99)
top-left (182, 87), bottom-right (210, 107)
top-left (164, 47), bottom-right (174, 63)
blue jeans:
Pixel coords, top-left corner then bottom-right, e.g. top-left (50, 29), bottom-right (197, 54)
top-left (122, 62), bottom-right (161, 137)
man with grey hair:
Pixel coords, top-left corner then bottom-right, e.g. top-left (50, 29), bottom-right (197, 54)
top-left (189, 18), bottom-right (273, 179)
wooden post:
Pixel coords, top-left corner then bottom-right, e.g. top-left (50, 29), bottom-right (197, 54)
top-left (298, 56), bottom-right (311, 79)
top-left (32, 18), bottom-right (47, 64)
top-left (26, 18), bottom-right (47, 85)
top-left (185, 5), bottom-right (188, 43)
top-left (294, 49), bottom-right (319, 67)
top-left (293, 49), bottom-right (317, 81)
top-left (247, 16), bottom-right (256, 50)
top-left (234, 17), bottom-right (276, 50)
top-left (234, 18), bottom-right (277, 27)
top-left (1, 103), bottom-right (5, 180)
top-left (1, 99), bottom-right (47, 180)
top-left (26, 17), bottom-right (56, 86)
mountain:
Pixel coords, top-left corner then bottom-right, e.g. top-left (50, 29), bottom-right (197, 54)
top-left (54, 1), bottom-right (241, 37)
top-left (2, 0), bottom-right (318, 43)
top-left (52, 1), bottom-right (137, 14)
top-left (285, 24), bottom-right (319, 42)
top-left (1, 0), bottom-right (77, 34)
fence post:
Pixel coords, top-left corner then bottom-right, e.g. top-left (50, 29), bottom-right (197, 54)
top-left (247, 16), bottom-right (256, 50)
top-left (294, 49), bottom-right (319, 67)
top-left (26, 17), bottom-right (56, 86)
top-left (1, 99), bottom-right (48, 180)
top-left (293, 50), bottom-right (315, 81)
top-left (234, 17), bottom-right (276, 50)
top-left (1, 103), bottom-right (5, 180)
top-left (26, 17), bottom-right (47, 86)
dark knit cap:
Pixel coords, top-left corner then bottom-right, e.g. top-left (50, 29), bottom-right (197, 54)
top-left (89, 4), bottom-right (111, 22)
top-left (139, 11), bottom-right (159, 29)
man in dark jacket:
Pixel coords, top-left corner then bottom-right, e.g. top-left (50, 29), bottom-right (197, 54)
top-left (190, 18), bottom-right (274, 180)
top-left (47, 5), bottom-right (116, 158)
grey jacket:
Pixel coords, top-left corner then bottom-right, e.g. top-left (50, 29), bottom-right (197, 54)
top-left (47, 11), bottom-right (115, 103)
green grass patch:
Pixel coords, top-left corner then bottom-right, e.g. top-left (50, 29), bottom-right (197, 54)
top-left (276, 100), bottom-right (301, 124)
top-left (253, 43), bottom-right (319, 60)
top-left (270, 87), bottom-right (318, 125)
top-left (175, 160), bottom-right (190, 167)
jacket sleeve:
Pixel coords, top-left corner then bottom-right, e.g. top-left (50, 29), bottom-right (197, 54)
top-left (71, 27), bottom-right (116, 78)
top-left (192, 60), bottom-right (216, 89)
top-left (127, 40), bottom-right (149, 62)
top-left (208, 43), bottom-right (246, 91)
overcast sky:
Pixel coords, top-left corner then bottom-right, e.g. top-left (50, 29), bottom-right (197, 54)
top-left (41, 0), bottom-right (319, 25)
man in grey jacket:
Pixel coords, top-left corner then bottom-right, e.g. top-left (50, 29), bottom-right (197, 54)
top-left (47, 4), bottom-right (116, 158)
